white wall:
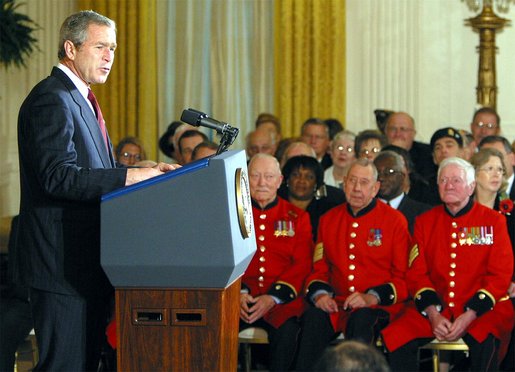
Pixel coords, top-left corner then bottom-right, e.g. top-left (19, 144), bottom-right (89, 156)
top-left (346, 0), bottom-right (515, 143)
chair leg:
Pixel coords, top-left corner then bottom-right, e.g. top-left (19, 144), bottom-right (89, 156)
top-left (243, 344), bottom-right (251, 372)
top-left (432, 350), bottom-right (439, 372)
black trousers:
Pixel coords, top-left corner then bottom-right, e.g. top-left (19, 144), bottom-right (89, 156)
top-left (29, 288), bottom-right (110, 372)
top-left (240, 317), bottom-right (300, 372)
top-left (388, 333), bottom-right (501, 372)
top-left (0, 293), bottom-right (33, 371)
top-left (295, 307), bottom-right (390, 371)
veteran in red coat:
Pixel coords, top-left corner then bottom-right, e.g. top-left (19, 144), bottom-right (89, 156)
top-left (240, 154), bottom-right (313, 371)
top-left (295, 158), bottom-right (411, 371)
top-left (382, 157), bottom-right (515, 371)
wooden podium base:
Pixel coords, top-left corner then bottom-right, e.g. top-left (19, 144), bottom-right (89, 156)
top-left (115, 278), bottom-right (241, 371)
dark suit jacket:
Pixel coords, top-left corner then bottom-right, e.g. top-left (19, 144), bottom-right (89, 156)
top-left (397, 194), bottom-right (432, 235)
top-left (409, 141), bottom-right (436, 181)
top-left (15, 67), bottom-right (127, 298)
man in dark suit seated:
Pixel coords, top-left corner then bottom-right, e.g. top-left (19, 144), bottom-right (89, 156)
top-left (374, 151), bottom-right (431, 235)
top-left (384, 111), bottom-right (436, 181)
top-left (15, 10), bottom-right (179, 371)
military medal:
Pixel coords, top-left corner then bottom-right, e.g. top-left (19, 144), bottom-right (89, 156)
top-left (367, 228), bottom-right (382, 246)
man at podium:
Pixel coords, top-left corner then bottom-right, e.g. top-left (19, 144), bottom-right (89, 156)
top-left (240, 154), bottom-right (314, 371)
top-left (15, 10), bottom-right (179, 371)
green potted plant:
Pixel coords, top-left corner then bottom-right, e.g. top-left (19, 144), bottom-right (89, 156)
top-left (0, 0), bottom-right (39, 68)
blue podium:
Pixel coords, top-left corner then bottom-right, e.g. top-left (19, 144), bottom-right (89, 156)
top-left (101, 149), bottom-right (256, 371)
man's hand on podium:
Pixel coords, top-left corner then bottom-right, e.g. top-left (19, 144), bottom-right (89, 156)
top-left (125, 162), bottom-right (181, 186)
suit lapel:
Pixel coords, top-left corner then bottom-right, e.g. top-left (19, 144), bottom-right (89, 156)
top-left (51, 68), bottom-right (114, 168)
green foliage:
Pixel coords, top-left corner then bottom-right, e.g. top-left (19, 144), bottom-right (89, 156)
top-left (0, 0), bottom-right (39, 68)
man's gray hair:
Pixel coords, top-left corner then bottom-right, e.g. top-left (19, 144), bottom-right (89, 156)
top-left (438, 157), bottom-right (475, 186)
top-left (58, 10), bottom-right (116, 60)
top-left (349, 158), bottom-right (379, 181)
top-left (248, 153), bottom-right (282, 175)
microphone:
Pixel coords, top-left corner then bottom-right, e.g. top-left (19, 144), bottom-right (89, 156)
top-left (180, 108), bottom-right (234, 135)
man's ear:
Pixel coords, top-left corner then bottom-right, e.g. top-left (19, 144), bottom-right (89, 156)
top-left (468, 181), bottom-right (476, 196)
top-left (64, 40), bottom-right (76, 60)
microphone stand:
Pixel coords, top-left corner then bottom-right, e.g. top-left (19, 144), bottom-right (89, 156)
top-left (216, 126), bottom-right (239, 155)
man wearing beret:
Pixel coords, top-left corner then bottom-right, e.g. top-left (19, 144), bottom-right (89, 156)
top-left (426, 127), bottom-right (464, 205)
top-left (382, 157), bottom-right (514, 371)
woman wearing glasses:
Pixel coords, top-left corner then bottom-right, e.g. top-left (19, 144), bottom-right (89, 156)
top-left (471, 147), bottom-right (515, 371)
top-left (324, 130), bottom-right (356, 189)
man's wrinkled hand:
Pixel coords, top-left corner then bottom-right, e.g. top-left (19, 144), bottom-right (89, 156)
top-left (314, 294), bottom-right (339, 313)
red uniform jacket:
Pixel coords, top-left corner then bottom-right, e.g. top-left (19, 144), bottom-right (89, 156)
top-left (242, 197), bottom-right (313, 328)
top-left (306, 199), bottom-right (410, 332)
top-left (382, 201), bottom-right (515, 352)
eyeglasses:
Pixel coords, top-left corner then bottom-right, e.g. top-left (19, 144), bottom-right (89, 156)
top-left (359, 147), bottom-right (380, 157)
top-left (335, 145), bottom-right (354, 153)
top-left (474, 121), bottom-right (497, 129)
top-left (478, 166), bottom-right (505, 175)
top-left (121, 152), bottom-right (142, 161)
top-left (438, 177), bottom-right (465, 186)
top-left (378, 168), bottom-right (402, 178)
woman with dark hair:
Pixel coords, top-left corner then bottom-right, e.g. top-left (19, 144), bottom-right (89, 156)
top-left (281, 156), bottom-right (342, 241)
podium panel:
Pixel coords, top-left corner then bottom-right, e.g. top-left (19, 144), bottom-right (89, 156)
top-left (116, 280), bottom-right (240, 371)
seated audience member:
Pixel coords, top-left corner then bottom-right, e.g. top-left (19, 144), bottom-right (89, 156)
top-left (479, 135), bottom-right (515, 200)
top-left (471, 148), bottom-right (515, 371)
top-left (300, 118), bottom-right (332, 170)
top-left (191, 141), bottom-right (218, 161)
top-left (282, 156), bottom-right (344, 241)
top-left (470, 107), bottom-right (501, 150)
top-left (115, 136), bottom-right (147, 166)
top-left (374, 109), bottom-right (394, 135)
top-left (426, 127), bottom-right (464, 205)
top-left (382, 144), bottom-right (434, 206)
top-left (324, 130), bottom-right (356, 189)
top-left (458, 129), bottom-right (475, 161)
top-left (385, 111), bottom-right (436, 180)
top-left (255, 112), bottom-right (282, 143)
top-left (177, 130), bottom-right (208, 165)
top-left (295, 159), bottom-right (410, 371)
top-left (246, 128), bottom-right (278, 159)
top-left (274, 137), bottom-right (297, 164)
top-left (280, 141), bottom-right (316, 168)
top-left (240, 154), bottom-right (313, 371)
top-left (278, 146), bottom-right (345, 209)
top-left (158, 121), bottom-right (183, 162)
top-left (382, 157), bottom-right (514, 371)
top-left (354, 129), bottom-right (387, 161)
top-left (374, 151), bottom-right (431, 235)
top-left (314, 340), bottom-right (391, 372)
top-left (324, 118), bottom-right (344, 140)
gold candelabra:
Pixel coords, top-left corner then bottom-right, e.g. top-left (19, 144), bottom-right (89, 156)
top-left (464, 0), bottom-right (512, 109)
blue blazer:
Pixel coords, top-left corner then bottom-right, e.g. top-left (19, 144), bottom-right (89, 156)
top-left (15, 67), bottom-right (127, 297)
